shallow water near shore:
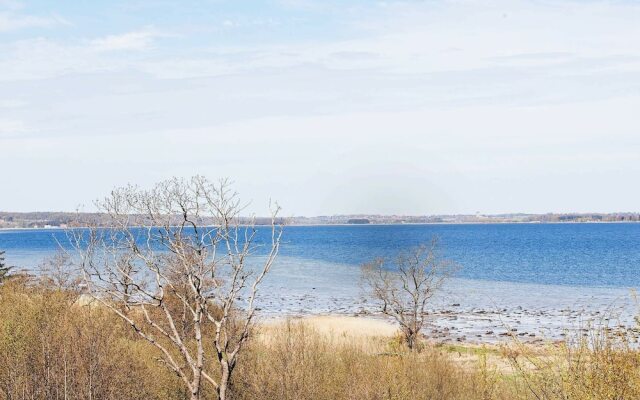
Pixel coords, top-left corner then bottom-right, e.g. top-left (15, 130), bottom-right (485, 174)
top-left (260, 256), bottom-right (638, 343)
top-left (2, 223), bottom-right (640, 343)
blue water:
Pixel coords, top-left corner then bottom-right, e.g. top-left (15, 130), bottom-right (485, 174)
top-left (1, 223), bottom-right (640, 288)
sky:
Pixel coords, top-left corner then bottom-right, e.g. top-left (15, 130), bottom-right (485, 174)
top-left (1, 0), bottom-right (639, 216)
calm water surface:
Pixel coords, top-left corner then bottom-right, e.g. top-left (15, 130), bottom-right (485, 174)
top-left (1, 223), bottom-right (640, 288)
top-left (4, 223), bottom-right (640, 340)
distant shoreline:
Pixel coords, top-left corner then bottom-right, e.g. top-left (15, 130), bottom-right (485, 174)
top-left (2, 219), bottom-right (640, 231)
top-left (2, 210), bottom-right (640, 230)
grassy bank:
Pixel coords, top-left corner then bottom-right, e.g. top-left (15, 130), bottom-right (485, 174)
top-left (1, 279), bottom-right (639, 399)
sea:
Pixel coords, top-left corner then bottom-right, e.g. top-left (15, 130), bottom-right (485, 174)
top-left (2, 223), bottom-right (640, 341)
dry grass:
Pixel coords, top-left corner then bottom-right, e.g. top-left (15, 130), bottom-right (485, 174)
top-left (506, 327), bottom-right (640, 399)
top-left (234, 319), bottom-right (513, 400)
top-left (1, 279), bottom-right (639, 400)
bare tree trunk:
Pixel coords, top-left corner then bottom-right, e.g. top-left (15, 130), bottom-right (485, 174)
top-left (401, 326), bottom-right (416, 350)
top-left (218, 362), bottom-right (230, 400)
top-left (407, 332), bottom-right (416, 350)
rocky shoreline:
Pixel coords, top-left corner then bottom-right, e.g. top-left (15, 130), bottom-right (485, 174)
top-left (258, 276), bottom-right (638, 345)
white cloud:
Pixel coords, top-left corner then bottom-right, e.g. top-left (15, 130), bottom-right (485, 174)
top-left (90, 29), bottom-right (167, 52)
top-left (2, 1), bottom-right (640, 84)
top-left (1, 0), bottom-right (640, 213)
top-left (3, 96), bottom-right (639, 214)
top-left (0, 99), bottom-right (26, 108)
top-left (0, 0), bottom-right (24, 11)
top-left (0, 11), bottom-right (66, 32)
top-left (0, 118), bottom-right (28, 138)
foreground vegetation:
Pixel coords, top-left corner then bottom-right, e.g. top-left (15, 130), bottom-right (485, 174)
top-left (2, 278), bottom-right (640, 400)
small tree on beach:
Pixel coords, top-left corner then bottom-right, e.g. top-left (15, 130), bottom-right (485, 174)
top-left (71, 176), bottom-right (282, 400)
top-left (361, 239), bottom-right (456, 350)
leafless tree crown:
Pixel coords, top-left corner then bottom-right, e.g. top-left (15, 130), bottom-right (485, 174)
top-left (71, 176), bottom-right (282, 400)
top-left (361, 238), bottom-right (456, 350)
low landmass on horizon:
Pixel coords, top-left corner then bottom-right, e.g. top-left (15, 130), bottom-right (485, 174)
top-left (1, 211), bottom-right (639, 229)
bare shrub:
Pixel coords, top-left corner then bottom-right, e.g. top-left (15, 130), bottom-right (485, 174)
top-left (0, 279), bottom-right (173, 400)
top-left (361, 238), bottom-right (457, 350)
top-left (37, 251), bottom-right (82, 291)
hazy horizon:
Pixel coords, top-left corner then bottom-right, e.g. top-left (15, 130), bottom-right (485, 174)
top-left (2, 0), bottom-right (639, 216)
top-left (1, 209), bottom-right (639, 219)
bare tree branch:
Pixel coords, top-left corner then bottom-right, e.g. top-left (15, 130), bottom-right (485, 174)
top-left (71, 176), bottom-right (282, 400)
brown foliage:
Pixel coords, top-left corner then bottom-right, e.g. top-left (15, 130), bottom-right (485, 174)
top-left (0, 279), bottom-right (181, 400)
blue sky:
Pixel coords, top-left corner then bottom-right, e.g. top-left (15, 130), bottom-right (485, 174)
top-left (1, 0), bottom-right (640, 215)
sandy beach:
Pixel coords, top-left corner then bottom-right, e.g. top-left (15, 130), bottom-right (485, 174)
top-left (263, 315), bottom-right (398, 338)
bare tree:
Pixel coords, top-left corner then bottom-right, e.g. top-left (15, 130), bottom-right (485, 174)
top-left (38, 251), bottom-right (82, 291)
top-left (70, 176), bottom-right (282, 400)
top-left (361, 239), bottom-right (456, 350)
